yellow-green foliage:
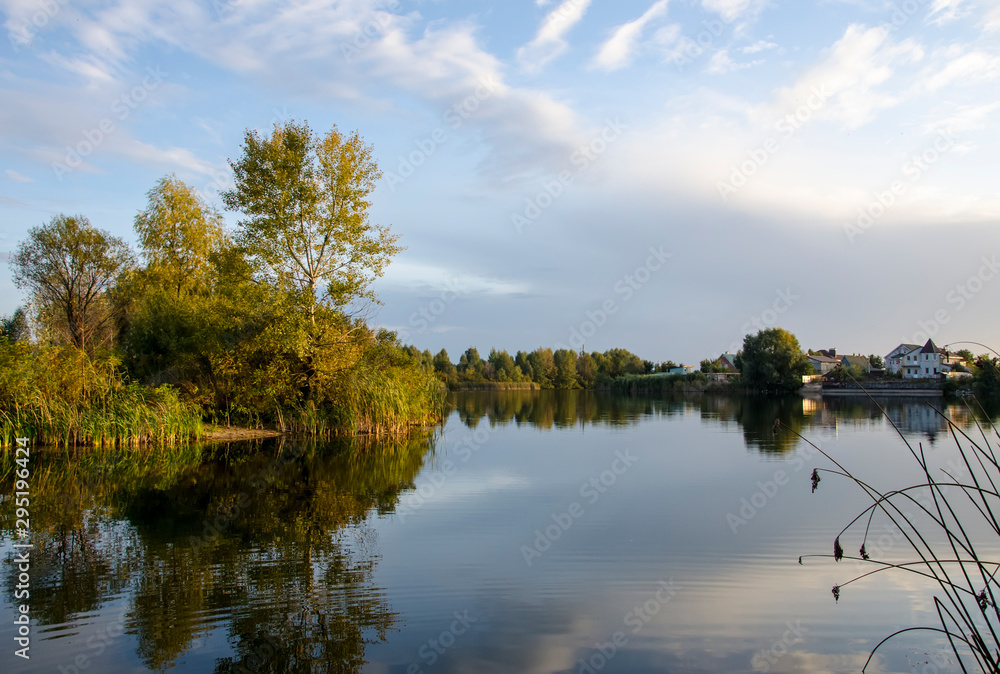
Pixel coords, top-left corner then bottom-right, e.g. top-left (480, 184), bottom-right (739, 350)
top-left (0, 340), bottom-right (202, 447)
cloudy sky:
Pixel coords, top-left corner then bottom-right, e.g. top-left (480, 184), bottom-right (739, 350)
top-left (2, 0), bottom-right (999, 364)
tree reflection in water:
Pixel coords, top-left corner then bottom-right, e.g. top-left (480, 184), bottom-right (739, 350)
top-left (2, 433), bottom-right (431, 673)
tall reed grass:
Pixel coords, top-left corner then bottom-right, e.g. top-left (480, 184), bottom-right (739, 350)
top-left (279, 362), bottom-right (444, 436)
top-left (797, 393), bottom-right (1000, 672)
top-left (0, 340), bottom-right (202, 447)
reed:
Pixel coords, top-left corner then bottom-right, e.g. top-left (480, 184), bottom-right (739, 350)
top-left (796, 391), bottom-right (1000, 672)
top-left (0, 341), bottom-right (202, 448)
top-left (280, 363), bottom-right (444, 437)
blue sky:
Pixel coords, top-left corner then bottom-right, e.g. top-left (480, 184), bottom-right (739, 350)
top-left (2, 0), bottom-right (999, 364)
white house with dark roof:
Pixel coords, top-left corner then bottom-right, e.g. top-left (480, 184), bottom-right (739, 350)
top-left (902, 339), bottom-right (967, 379)
top-left (885, 343), bottom-right (921, 375)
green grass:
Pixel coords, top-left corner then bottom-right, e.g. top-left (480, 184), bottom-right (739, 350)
top-left (0, 341), bottom-right (202, 448)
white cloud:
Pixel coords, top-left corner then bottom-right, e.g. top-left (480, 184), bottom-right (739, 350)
top-left (383, 261), bottom-right (531, 297)
top-left (517, 0), bottom-right (593, 73)
top-left (927, 0), bottom-right (968, 25)
top-left (920, 102), bottom-right (1000, 134)
top-left (700, 0), bottom-right (767, 22)
top-left (921, 50), bottom-right (1000, 91)
top-left (4, 170), bottom-right (32, 183)
top-left (986, 5), bottom-right (1000, 31)
top-left (705, 48), bottom-right (760, 74)
top-left (742, 39), bottom-right (777, 54)
top-left (591, 0), bottom-right (669, 72)
top-left (760, 24), bottom-right (924, 130)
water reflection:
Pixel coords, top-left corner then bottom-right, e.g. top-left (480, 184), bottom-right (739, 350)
top-left (447, 390), bottom-right (994, 454)
top-left (4, 393), bottom-right (1000, 673)
top-left (2, 434), bottom-right (431, 673)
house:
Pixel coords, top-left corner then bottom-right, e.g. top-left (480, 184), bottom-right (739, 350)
top-left (840, 355), bottom-right (872, 373)
top-left (885, 343), bottom-right (921, 375)
top-left (718, 353), bottom-right (739, 372)
top-left (807, 354), bottom-right (840, 374)
top-left (903, 339), bottom-right (967, 379)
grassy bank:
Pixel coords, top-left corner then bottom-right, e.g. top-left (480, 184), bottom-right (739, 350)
top-left (0, 339), bottom-right (444, 448)
top-left (599, 372), bottom-right (740, 394)
top-left (449, 381), bottom-right (541, 391)
top-left (0, 341), bottom-right (202, 447)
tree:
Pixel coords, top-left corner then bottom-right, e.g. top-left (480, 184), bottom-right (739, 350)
top-left (956, 349), bottom-right (975, 365)
top-left (433, 349), bottom-right (457, 384)
top-left (488, 348), bottom-right (519, 382)
top-left (700, 358), bottom-right (727, 373)
top-left (0, 307), bottom-right (30, 343)
top-left (134, 174), bottom-right (225, 297)
top-left (221, 120), bottom-right (402, 399)
top-left (458, 347), bottom-right (484, 380)
top-left (11, 214), bottom-right (134, 355)
top-left (576, 351), bottom-right (596, 388)
top-left (528, 348), bottom-right (556, 387)
top-left (739, 328), bottom-right (813, 393)
top-left (553, 349), bottom-right (579, 388)
top-left (868, 354), bottom-right (885, 369)
top-left (222, 120), bottom-right (400, 315)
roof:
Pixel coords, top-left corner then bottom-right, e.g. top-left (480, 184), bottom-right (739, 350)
top-left (841, 355), bottom-right (871, 367)
top-left (886, 343), bottom-right (921, 357)
top-left (719, 353), bottom-right (738, 362)
top-left (808, 355), bottom-right (840, 364)
top-left (920, 339), bottom-right (943, 355)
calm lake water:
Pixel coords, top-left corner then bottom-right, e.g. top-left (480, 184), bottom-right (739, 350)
top-left (3, 391), bottom-right (1000, 673)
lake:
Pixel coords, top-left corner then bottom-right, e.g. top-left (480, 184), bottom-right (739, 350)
top-left (3, 390), bottom-right (999, 673)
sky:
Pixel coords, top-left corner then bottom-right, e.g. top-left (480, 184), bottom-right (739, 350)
top-left (1, 0), bottom-right (999, 365)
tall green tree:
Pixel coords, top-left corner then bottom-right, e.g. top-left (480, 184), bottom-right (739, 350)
top-left (0, 307), bottom-right (29, 343)
top-left (528, 348), bottom-right (556, 388)
top-left (134, 174), bottom-right (225, 297)
top-left (738, 328), bottom-right (812, 393)
top-left (576, 351), bottom-right (596, 387)
top-left (11, 214), bottom-right (134, 355)
top-left (554, 349), bottom-right (579, 388)
top-left (488, 348), bottom-right (519, 382)
top-left (221, 120), bottom-right (402, 399)
top-left (222, 120), bottom-right (400, 315)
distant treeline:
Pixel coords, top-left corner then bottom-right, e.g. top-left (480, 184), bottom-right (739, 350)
top-left (397, 345), bottom-right (700, 389)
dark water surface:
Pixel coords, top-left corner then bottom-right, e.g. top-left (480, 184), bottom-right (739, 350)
top-left (3, 391), bottom-right (998, 673)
